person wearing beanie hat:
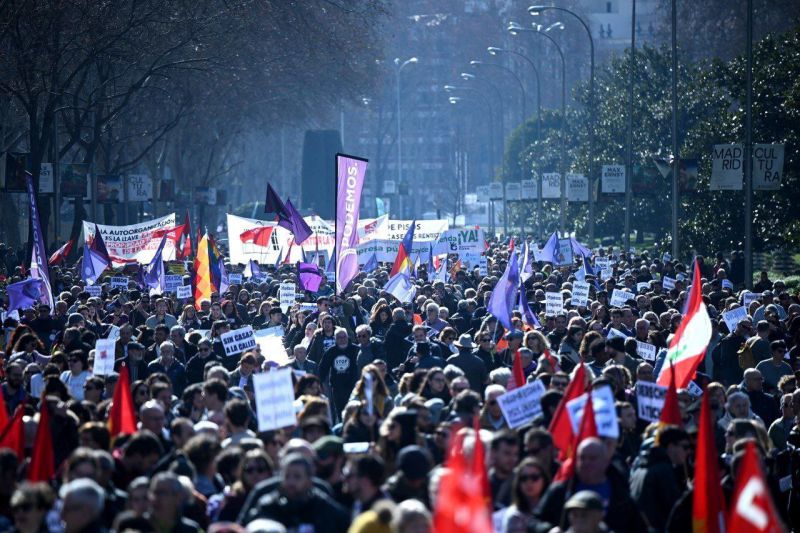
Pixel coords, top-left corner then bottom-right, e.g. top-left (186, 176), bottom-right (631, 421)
top-left (383, 445), bottom-right (432, 507)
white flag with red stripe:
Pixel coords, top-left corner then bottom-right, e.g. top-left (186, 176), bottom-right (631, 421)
top-left (657, 259), bottom-right (712, 388)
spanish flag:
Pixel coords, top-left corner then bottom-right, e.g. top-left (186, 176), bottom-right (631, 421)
top-left (194, 233), bottom-right (221, 309)
top-left (389, 220), bottom-right (416, 277)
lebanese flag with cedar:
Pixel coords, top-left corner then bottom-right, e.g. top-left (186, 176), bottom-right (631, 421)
top-left (727, 441), bottom-right (785, 533)
top-left (549, 362), bottom-right (587, 462)
top-left (657, 259), bottom-right (712, 388)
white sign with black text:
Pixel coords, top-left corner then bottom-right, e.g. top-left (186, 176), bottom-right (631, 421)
top-left (497, 381), bottom-right (546, 429)
top-left (220, 326), bottom-right (257, 357)
top-left (253, 368), bottom-right (296, 431)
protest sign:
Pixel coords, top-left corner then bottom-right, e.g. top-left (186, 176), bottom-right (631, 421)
top-left (609, 289), bottom-right (635, 307)
top-left (106, 325), bottom-right (120, 341)
top-left (636, 341), bottom-right (657, 362)
top-left (571, 281), bottom-right (590, 308)
top-left (594, 256), bottom-right (611, 270)
top-left (567, 174), bottom-right (588, 202)
top-left (636, 381), bottom-right (668, 422)
top-left (220, 326), bottom-right (257, 357)
top-left (637, 282), bottom-right (650, 293)
top-left (710, 144), bottom-right (743, 190)
top-left (662, 276), bottom-right (676, 290)
top-left (93, 339), bottom-right (116, 376)
top-left (228, 273), bottom-right (243, 285)
top-left (555, 239), bottom-right (574, 267)
top-left (279, 283), bottom-right (296, 313)
top-left (110, 277), bottom-right (129, 290)
top-left (722, 306), bottom-right (748, 333)
top-left (721, 279), bottom-right (733, 290)
top-left (254, 330), bottom-right (291, 366)
top-left (600, 268), bottom-right (613, 281)
top-left (479, 256), bottom-right (488, 277)
top-left (687, 381), bottom-right (704, 397)
top-left (253, 368), bottom-right (296, 431)
top-left (83, 213), bottom-right (177, 266)
top-left (545, 292), bottom-right (563, 316)
top-left (607, 328), bottom-right (627, 340)
top-left (753, 143), bottom-right (784, 190)
top-left (432, 228), bottom-right (485, 256)
top-left (567, 386), bottom-right (619, 438)
top-left (85, 285), bottom-right (102, 297)
top-left (541, 173), bottom-right (561, 199)
top-left (743, 292), bottom-right (761, 309)
top-left (497, 381), bottom-right (546, 429)
top-left (176, 285), bottom-right (192, 299)
top-left (164, 275), bottom-right (183, 293)
top-left (601, 165), bottom-right (625, 193)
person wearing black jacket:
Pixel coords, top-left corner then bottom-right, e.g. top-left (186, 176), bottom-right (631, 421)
top-left (185, 339), bottom-right (220, 385)
top-left (383, 308), bottom-right (412, 370)
top-left (318, 328), bottom-right (360, 420)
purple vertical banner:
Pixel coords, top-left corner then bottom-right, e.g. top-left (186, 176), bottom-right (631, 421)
top-left (335, 153), bottom-right (367, 294)
top-left (25, 173), bottom-right (55, 311)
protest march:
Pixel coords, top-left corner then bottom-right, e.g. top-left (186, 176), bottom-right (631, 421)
top-left (0, 155), bottom-right (796, 533)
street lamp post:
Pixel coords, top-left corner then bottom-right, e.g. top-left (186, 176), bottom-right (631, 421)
top-left (624, 0), bottom-right (636, 254)
top-left (744, 0), bottom-right (754, 288)
top-left (528, 5), bottom-right (596, 246)
top-left (394, 57), bottom-right (418, 219)
top-left (508, 22), bottom-right (567, 237)
top-left (488, 46), bottom-right (543, 241)
top-left (469, 60), bottom-right (527, 236)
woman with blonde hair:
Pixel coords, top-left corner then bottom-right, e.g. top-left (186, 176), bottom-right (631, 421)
top-left (523, 329), bottom-right (550, 359)
top-left (351, 364), bottom-right (393, 419)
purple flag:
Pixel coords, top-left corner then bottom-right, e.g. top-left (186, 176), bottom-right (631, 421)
top-left (335, 154), bottom-right (367, 294)
top-left (7, 278), bottom-right (44, 311)
top-left (298, 262), bottom-right (323, 292)
top-left (82, 225), bottom-right (111, 286)
top-left (265, 183), bottom-right (289, 216)
top-left (24, 174), bottom-right (54, 310)
top-left (277, 199), bottom-right (312, 245)
top-left (143, 235), bottom-right (168, 292)
top-left (518, 287), bottom-right (541, 328)
top-left (487, 251), bottom-right (519, 330)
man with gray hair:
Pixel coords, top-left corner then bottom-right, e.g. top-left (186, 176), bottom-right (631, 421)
top-left (59, 478), bottom-right (106, 533)
top-left (718, 390), bottom-right (764, 430)
top-left (355, 324), bottom-right (386, 370)
top-left (146, 340), bottom-right (186, 395)
top-left (318, 327), bottom-right (360, 419)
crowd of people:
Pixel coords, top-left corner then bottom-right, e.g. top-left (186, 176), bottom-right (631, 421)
top-left (0, 239), bottom-right (797, 532)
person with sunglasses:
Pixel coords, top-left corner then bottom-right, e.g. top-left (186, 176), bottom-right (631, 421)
top-left (495, 457), bottom-right (551, 532)
top-left (9, 482), bottom-right (55, 533)
top-left (185, 339), bottom-right (220, 385)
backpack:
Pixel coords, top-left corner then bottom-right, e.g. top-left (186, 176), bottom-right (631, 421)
top-left (737, 337), bottom-right (757, 369)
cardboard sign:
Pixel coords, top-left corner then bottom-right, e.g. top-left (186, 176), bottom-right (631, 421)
top-left (220, 326), bottom-right (257, 357)
top-left (85, 285), bottom-right (102, 297)
top-left (497, 380), bottom-right (546, 429)
top-left (637, 282), bottom-right (650, 293)
top-left (662, 276), bottom-right (676, 290)
top-left (636, 381), bottom-right (668, 422)
top-left (606, 328), bottom-right (628, 340)
top-left (722, 306), bottom-right (748, 333)
top-left (106, 325), bottom-right (121, 341)
top-left (110, 276), bottom-right (128, 290)
top-left (571, 281), bottom-right (590, 308)
top-left (545, 292), bottom-right (563, 316)
top-left (600, 268), bottom-right (614, 281)
top-left (279, 283), bottom-right (296, 313)
top-left (567, 386), bottom-right (619, 438)
top-left (743, 292), bottom-right (761, 309)
top-left (253, 368), bottom-right (296, 431)
top-left (228, 273), bottom-right (243, 285)
top-left (556, 239), bottom-right (574, 267)
top-left (636, 341), bottom-right (657, 362)
top-left (93, 338), bottom-right (116, 376)
top-left (609, 289), bottom-right (635, 308)
top-left (479, 256), bottom-right (488, 277)
top-left (164, 274), bottom-right (183, 293)
top-left (176, 285), bottom-right (192, 299)
top-left (595, 256), bottom-right (611, 270)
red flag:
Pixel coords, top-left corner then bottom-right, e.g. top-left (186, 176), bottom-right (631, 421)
top-left (109, 365), bottom-right (137, 437)
top-left (544, 348), bottom-right (560, 373)
top-left (549, 363), bottom-right (587, 462)
top-left (433, 425), bottom-right (492, 533)
top-left (48, 239), bottom-right (74, 266)
top-left (239, 226), bottom-right (274, 247)
top-left (659, 367), bottom-right (683, 426)
top-left (509, 349), bottom-right (526, 390)
top-left (0, 407), bottom-right (25, 460)
top-left (509, 238), bottom-right (515, 253)
top-left (727, 441), bottom-right (784, 533)
top-left (692, 394), bottom-right (726, 533)
top-left (553, 389), bottom-right (598, 482)
top-left (0, 389), bottom-right (8, 429)
top-left (28, 401), bottom-right (55, 482)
